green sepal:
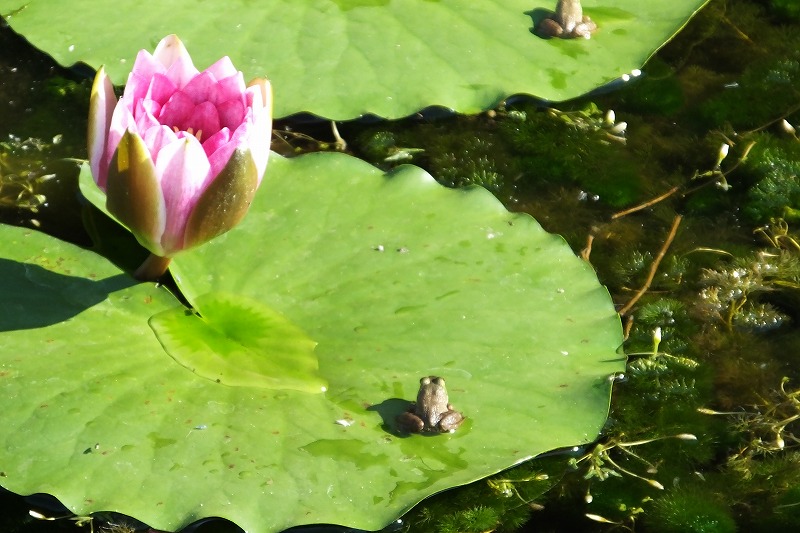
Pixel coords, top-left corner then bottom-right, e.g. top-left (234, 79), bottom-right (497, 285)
top-left (183, 147), bottom-right (259, 251)
top-left (106, 131), bottom-right (166, 255)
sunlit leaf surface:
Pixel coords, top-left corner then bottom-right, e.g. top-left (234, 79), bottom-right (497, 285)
top-left (0, 0), bottom-right (709, 119)
top-left (0, 152), bottom-right (622, 532)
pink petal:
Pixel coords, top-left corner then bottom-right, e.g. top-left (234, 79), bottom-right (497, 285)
top-left (200, 127), bottom-right (231, 157)
top-left (192, 101), bottom-right (221, 138)
top-left (214, 73), bottom-right (246, 105)
top-left (123, 50), bottom-right (164, 105)
top-left (152, 34), bottom-right (191, 70)
top-left (244, 80), bottom-right (273, 182)
top-left (165, 53), bottom-right (198, 89)
top-left (134, 106), bottom-right (162, 137)
top-left (216, 98), bottom-right (245, 131)
top-left (154, 135), bottom-right (211, 254)
top-left (205, 56), bottom-right (238, 83)
top-left (133, 100), bottom-right (148, 127)
top-left (152, 35), bottom-right (199, 89)
top-left (206, 135), bottom-right (237, 181)
top-left (181, 71), bottom-right (217, 104)
top-left (143, 125), bottom-right (178, 164)
top-left (87, 67), bottom-right (118, 191)
top-left (141, 97), bottom-right (161, 117)
top-left (145, 73), bottom-right (178, 106)
top-left (109, 102), bottom-right (135, 139)
top-left (158, 90), bottom-right (195, 130)
top-left (247, 78), bottom-right (271, 110)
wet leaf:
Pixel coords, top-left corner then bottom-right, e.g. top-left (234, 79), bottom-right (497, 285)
top-left (0, 0), bottom-right (710, 119)
top-left (0, 151), bottom-right (622, 532)
top-left (150, 292), bottom-right (324, 392)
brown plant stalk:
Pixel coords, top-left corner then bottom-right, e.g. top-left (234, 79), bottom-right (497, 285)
top-left (618, 214), bottom-right (683, 317)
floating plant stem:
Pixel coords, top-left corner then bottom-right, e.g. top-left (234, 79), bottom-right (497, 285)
top-left (618, 215), bottom-right (683, 316)
top-left (611, 185), bottom-right (681, 220)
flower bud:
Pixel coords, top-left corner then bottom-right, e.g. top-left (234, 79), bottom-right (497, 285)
top-left (88, 35), bottom-right (272, 260)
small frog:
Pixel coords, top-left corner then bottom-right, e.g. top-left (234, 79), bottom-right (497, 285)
top-left (536, 0), bottom-right (597, 40)
top-left (396, 376), bottom-right (465, 433)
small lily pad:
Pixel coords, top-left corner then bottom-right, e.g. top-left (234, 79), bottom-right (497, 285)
top-left (150, 292), bottom-right (324, 392)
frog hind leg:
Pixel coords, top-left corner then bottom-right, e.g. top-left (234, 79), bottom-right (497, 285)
top-left (396, 411), bottom-right (425, 433)
top-left (535, 17), bottom-right (564, 39)
top-left (437, 410), bottom-right (465, 433)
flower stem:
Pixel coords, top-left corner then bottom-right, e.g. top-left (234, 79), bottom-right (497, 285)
top-left (134, 253), bottom-right (172, 281)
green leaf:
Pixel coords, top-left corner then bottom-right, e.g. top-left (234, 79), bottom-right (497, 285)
top-left (150, 292), bottom-right (325, 392)
top-left (0, 0), bottom-right (710, 119)
top-left (4, 152), bottom-right (623, 533)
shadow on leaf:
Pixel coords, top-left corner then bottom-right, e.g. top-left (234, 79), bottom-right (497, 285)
top-left (0, 257), bottom-right (134, 331)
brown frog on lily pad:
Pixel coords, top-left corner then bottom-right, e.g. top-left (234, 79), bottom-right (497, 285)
top-left (536, 0), bottom-right (597, 39)
top-left (396, 376), bottom-right (465, 434)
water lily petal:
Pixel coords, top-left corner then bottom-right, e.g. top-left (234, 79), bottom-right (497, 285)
top-left (245, 79), bottom-right (273, 181)
top-left (146, 73), bottom-right (178, 107)
top-left (247, 78), bottom-right (272, 111)
top-left (216, 98), bottom-right (245, 132)
top-left (87, 67), bottom-right (117, 191)
top-left (158, 90), bottom-right (195, 131)
top-left (106, 130), bottom-right (166, 255)
top-left (205, 133), bottom-right (237, 180)
top-left (205, 56), bottom-right (239, 85)
top-left (152, 34), bottom-right (192, 71)
top-left (166, 55), bottom-right (199, 90)
top-left (202, 127), bottom-right (232, 156)
top-left (222, 110), bottom-right (269, 184)
top-left (139, 108), bottom-right (160, 131)
top-left (140, 97), bottom-right (162, 119)
top-left (183, 147), bottom-right (259, 251)
top-left (215, 73), bottom-right (246, 107)
top-left (143, 125), bottom-right (179, 164)
top-left (182, 70), bottom-right (219, 105)
top-left (123, 50), bottom-right (165, 107)
top-left (156, 136), bottom-right (211, 254)
top-left (192, 101), bottom-right (221, 139)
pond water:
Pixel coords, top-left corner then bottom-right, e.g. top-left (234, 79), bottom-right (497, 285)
top-left (2, 0), bottom-right (800, 531)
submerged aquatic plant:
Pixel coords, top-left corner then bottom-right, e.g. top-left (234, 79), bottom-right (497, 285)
top-left (569, 432), bottom-right (698, 496)
top-left (88, 34), bottom-right (272, 279)
top-left (696, 249), bottom-right (799, 331)
top-left (770, 0), bottom-right (800, 20)
top-left (701, 377), bottom-right (800, 459)
top-left (698, 53), bottom-right (800, 130)
top-left (401, 461), bottom-right (557, 533)
top-left (646, 485), bottom-right (736, 533)
top-left (0, 135), bottom-right (60, 217)
top-left (499, 102), bottom-right (642, 207)
top-left (742, 135), bottom-right (800, 223)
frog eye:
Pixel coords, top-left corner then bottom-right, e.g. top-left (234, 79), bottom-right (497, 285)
top-left (432, 377), bottom-right (446, 386)
top-left (420, 376), bottom-right (432, 385)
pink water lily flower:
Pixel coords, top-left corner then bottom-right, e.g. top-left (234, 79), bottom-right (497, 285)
top-left (88, 34), bottom-right (272, 278)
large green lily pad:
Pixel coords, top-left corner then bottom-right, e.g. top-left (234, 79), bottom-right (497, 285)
top-left (0, 151), bottom-right (622, 532)
top-left (1, 0), bottom-right (709, 119)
